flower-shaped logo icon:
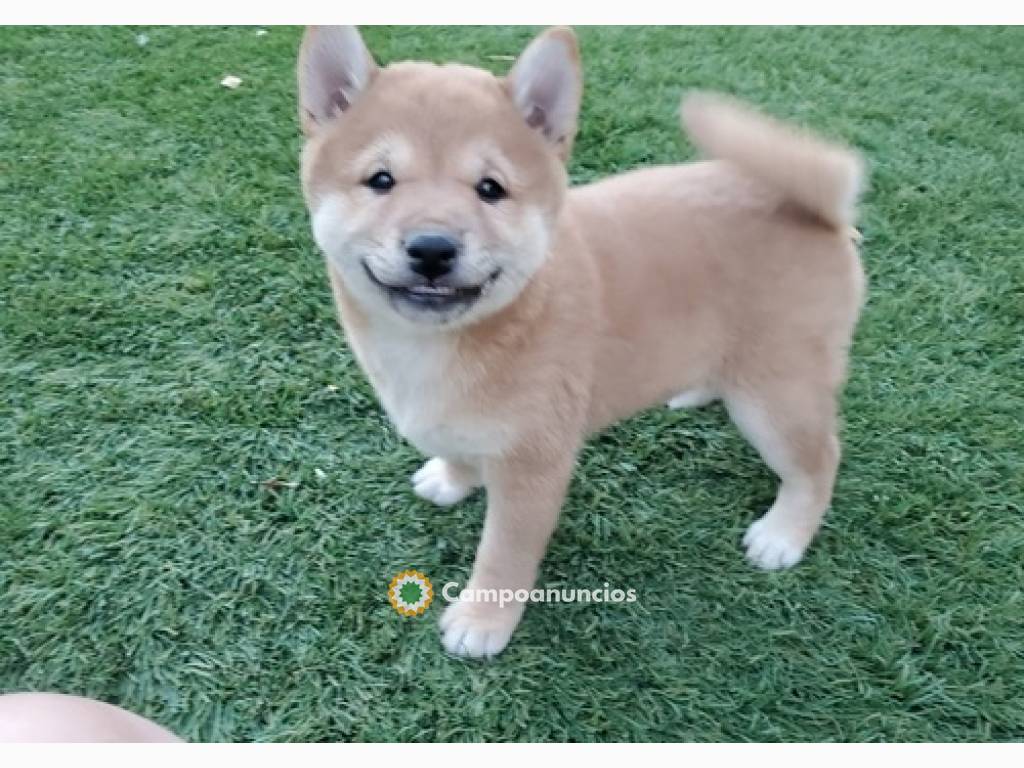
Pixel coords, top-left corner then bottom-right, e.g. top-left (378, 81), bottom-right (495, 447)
top-left (388, 570), bottom-right (434, 616)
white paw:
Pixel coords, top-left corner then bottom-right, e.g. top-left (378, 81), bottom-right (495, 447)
top-left (667, 389), bottom-right (715, 409)
top-left (743, 515), bottom-right (807, 571)
top-left (439, 599), bottom-right (524, 659)
top-left (412, 458), bottom-right (476, 507)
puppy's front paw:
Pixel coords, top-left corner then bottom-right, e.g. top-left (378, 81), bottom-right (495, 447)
top-left (743, 515), bottom-right (809, 571)
top-left (412, 458), bottom-right (477, 507)
top-left (439, 598), bottom-right (524, 659)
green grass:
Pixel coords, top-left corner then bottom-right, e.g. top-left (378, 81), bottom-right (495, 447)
top-left (1, 25), bottom-right (1023, 742)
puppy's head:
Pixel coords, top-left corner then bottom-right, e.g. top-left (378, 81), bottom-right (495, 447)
top-left (298, 26), bottom-right (582, 328)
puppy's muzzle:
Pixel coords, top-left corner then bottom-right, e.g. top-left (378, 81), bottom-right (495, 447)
top-left (405, 231), bottom-right (461, 281)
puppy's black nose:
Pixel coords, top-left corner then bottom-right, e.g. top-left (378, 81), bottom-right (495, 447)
top-left (406, 233), bottom-right (459, 280)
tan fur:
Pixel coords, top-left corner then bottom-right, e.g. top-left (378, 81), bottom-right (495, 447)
top-left (681, 92), bottom-right (865, 230)
top-left (298, 27), bottom-right (866, 658)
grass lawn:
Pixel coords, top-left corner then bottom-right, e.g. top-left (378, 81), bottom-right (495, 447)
top-left (1, 25), bottom-right (1023, 742)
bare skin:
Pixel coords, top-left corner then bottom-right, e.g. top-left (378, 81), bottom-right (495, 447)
top-left (0, 693), bottom-right (181, 743)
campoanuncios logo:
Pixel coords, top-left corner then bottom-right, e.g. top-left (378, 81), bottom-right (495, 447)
top-left (388, 569), bottom-right (434, 617)
top-left (388, 568), bottom-right (638, 617)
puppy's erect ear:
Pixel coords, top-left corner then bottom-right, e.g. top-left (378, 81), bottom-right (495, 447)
top-left (505, 27), bottom-right (582, 161)
top-left (297, 26), bottom-right (378, 136)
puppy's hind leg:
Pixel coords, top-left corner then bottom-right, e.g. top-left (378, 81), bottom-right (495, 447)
top-left (724, 382), bottom-right (840, 570)
top-left (413, 457), bottom-right (481, 507)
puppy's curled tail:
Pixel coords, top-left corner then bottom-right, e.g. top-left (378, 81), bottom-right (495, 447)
top-left (680, 91), bottom-right (865, 231)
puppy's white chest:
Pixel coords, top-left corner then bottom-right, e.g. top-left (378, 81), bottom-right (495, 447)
top-left (354, 330), bottom-right (507, 458)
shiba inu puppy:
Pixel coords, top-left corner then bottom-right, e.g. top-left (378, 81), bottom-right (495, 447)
top-left (297, 26), bottom-right (866, 658)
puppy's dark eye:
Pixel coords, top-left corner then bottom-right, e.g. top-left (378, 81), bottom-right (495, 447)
top-left (475, 177), bottom-right (507, 203)
top-left (364, 171), bottom-right (395, 193)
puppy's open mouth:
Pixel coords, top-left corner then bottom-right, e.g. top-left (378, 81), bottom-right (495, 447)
top-left (362, 262), bottom-right (501, 312)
